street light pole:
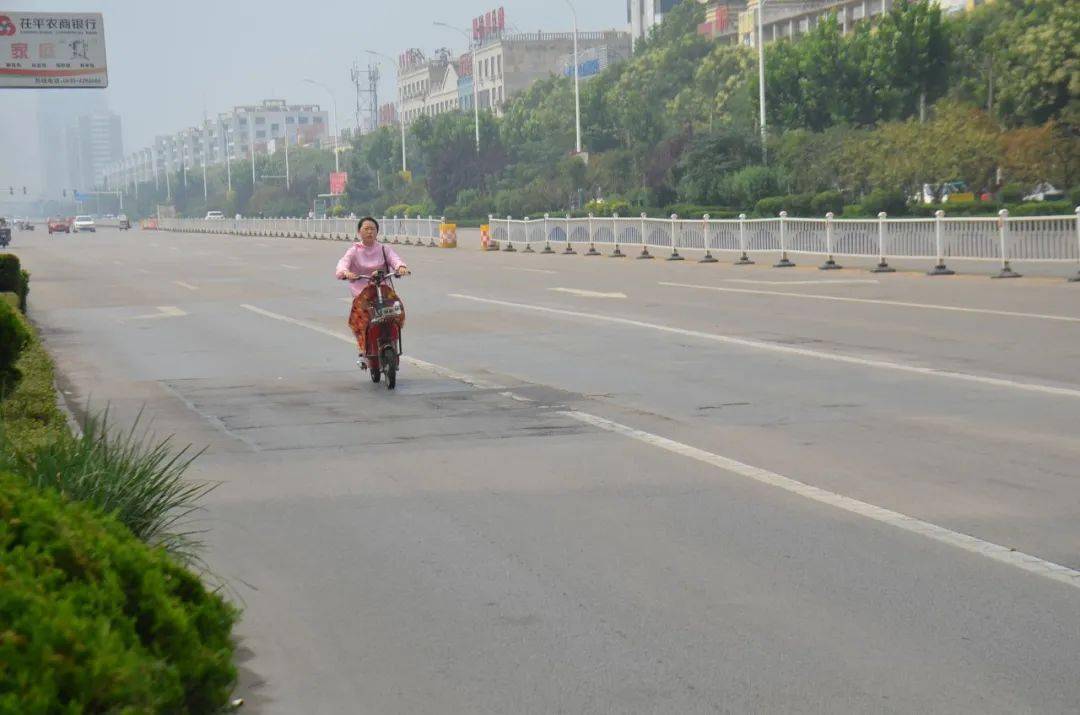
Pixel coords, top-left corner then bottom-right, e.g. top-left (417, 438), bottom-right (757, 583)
top-left (434, 21), bottom-right (481, 155)
top-left (757, 0), bottom-right (767, 165)
top-left (563, 0), bottom-right (583, 155)
top-left (367, 50), bottom-right (408, 173)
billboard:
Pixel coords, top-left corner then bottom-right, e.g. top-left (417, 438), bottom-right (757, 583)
top-left (329, 172), bottom-right (348, 195)
top-left (0, 12), bottom-right (108, 88)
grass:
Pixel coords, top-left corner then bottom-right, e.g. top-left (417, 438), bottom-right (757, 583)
top-left (0, 309), bottom-right (217, 566)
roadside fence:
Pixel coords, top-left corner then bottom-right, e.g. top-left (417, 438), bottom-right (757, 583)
top-left (154, 208), bottom-right (1080, 280)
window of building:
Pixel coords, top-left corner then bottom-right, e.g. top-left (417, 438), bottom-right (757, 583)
top-left (255, 116), bottom-right (266, 124)
top-left (256, 130), bottom-right (265, 138)
top-left (313, 116), bottom-right (323, 124)
top-left (286, 116), bottom-right (295, 124)
top-left (239, 117), bottom-right (248, 126)
top-left (271, 123), bottom-right (280, 133)
top-left (299, 116), bottom-right (309, 124)
top-left (497, 55), bottom-right (501, 76)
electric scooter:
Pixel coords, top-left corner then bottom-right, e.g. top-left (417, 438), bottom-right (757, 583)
top-left (352, 269), bottom-right (405, 390)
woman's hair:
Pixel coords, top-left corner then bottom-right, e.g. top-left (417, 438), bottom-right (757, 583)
top-left (357, 216), bottom-right (380, 232)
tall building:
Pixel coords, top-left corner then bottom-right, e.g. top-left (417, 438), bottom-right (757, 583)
top-left (35, 90), bottom-right (107, 195)
top-left (66, 111), bottom-right (123, 190)
top-left (628, 0), bottom-right (685, 48)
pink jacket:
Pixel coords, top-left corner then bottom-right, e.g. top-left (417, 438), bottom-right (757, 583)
top-left (335, 242), bottom-right (405, 297)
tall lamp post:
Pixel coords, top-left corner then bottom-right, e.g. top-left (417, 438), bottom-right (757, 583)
top-left (434, 21), bottom-right (481, 155)
top-left (304, 77), bottom-right (341, 172)
top-left (564, 0), bottom-right (582, 155)
top-left (757, 0), bottom-right (767, 165)
top-left (366, 50), bottom-right (408, 174)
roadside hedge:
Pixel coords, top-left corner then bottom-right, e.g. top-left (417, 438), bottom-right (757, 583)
top-left (0, 471), bottom-right (237, 713)
top-left (0, 299), bottom-right (29, 390)
top-left (0, 255), bottom-right (29, 312)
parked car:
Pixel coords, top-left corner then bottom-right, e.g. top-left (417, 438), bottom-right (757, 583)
top-left (118, 214), bottom-right (132, 230)
top-left (205, 210), bottom-right (224, 220)
top-left (47, 217), bottom-right (71, 234)
top-left (72, 215), bottom-right (96, 233)
top-left (1022, 182), bottom-right (1065, 203)
top-left (14, 217), bottom-right (34, 230)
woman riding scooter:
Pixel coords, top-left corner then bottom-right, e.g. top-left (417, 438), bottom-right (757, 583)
top-left (335, 217), bottom-right (410, 369)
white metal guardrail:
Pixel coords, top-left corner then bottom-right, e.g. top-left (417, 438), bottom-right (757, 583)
top-left (154, 215), bottom-right (443, 245)
top-left (477, 209), bottom-right (1080, 278)
top-left (154, 208), bottom-right (1080, 278)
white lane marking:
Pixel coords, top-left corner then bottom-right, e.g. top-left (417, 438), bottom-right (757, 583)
top-left (174, 281), bottom-right (199, 291)
top-left (722, 278), bottom-right (880, 286)
top-left (660, 282), bottom-right (1080, 324)
top-left (449, 293), bottom-right (1080, 400)
top-left (501, 391), bottom-right (535, 403)
top-left (113, 260), bottom-right (125, 267)
top-left (562, 410), bottom-right (1080, 591)
top-left (509, 267), bottom-right (558, 275)
top-left (136, 269), bottom-right (151, 275)
top-left (127, 306), bottom-right (188, 321)
top-left (551, 287), bottom-right (627, 299)
top-left (280, 263), bottom-right (301, 270)
top-left (239, 304), bottom-right (505, 390)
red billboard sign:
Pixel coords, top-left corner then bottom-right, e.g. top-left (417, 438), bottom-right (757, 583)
top-left (330, 172), bottom-right (347, 195)
top-left (472, 6), bottom-right (505, 41)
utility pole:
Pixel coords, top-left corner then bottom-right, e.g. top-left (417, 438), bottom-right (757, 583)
top-left (758, 0), bottom-right (767, 165)
top-left (563, 0), bottom-right (583, 155)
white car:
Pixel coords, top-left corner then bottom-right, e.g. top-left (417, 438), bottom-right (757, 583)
top-left (72, 215), bottom-right (96, 233)
top-left (205, 210), bottom-right (224, 220)
top-left (1022, 183), bottom-right (1065, 203)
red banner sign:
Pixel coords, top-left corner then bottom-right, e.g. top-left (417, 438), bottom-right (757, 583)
top-left (330, 172), bottom-right (347, 195)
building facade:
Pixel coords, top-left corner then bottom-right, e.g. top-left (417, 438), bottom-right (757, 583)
top-left (628, 0), bottom-right (685, 47)
top-left (66, 111), bottom-right (123, 190)
top-left (103, 99), bottom-right (327, 190)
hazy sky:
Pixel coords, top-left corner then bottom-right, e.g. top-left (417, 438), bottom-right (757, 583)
top-left (4, 0), bottom-right (629, 183)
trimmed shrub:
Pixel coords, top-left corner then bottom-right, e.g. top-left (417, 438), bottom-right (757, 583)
top-left (860, 189), bottom-right (909, 217)
top-left (0, 309), bottom-right (67, 453)
top-left (0, 254), bottom-right (25, 311)
top-left (786, 193), bottom-right (816, 217)
top-left (0, 471), bottom-right (237, 713)
top-left (754, 196), bottom-right (787, 217)
top-left (811, 190), bottom-right (845, 216)
top-left (585, 199), bottom-right (631, 217)
top-left (842, 204), bottom-right (868, 217)
top-left (0, 300), bottom-right (30, 389)
top-left (998, 183), bottom-right (1025, 204)
top-left (0, 255), bottom-right (20, 297)
top-left (385, 203), bottom-right (411, 217)
top-left (1069, 186), bottom-right (1080, 208)
top-left (1004, 200), bottom-right (1072, 216)
top-left (663, 204), bottom-right (734, 219)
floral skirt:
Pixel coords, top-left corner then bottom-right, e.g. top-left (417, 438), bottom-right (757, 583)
top-left (347, 284), bottom-right (405, 354)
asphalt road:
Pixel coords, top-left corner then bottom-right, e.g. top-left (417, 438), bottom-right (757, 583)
top-left (10, 226), bottom-right (1080, 713)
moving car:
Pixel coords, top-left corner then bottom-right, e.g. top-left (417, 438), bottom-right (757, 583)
top-left (205, 210), bottom-right (224, 220)
top-left (72, 215), bottom-right (96, 233)
top-left (14, 217), bottom-right (34, 230)
top-left (48, 217), bottom-right (71, 234)
top-left (118, 214), bottom-right (132, 230)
